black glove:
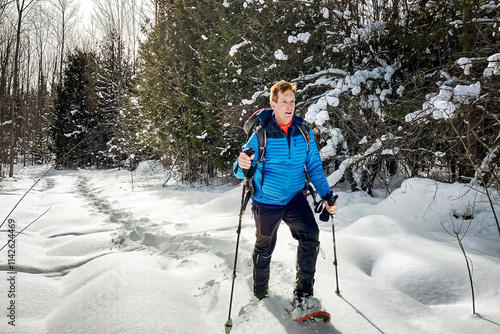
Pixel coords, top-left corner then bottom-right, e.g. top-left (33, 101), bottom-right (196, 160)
top-left (319, 192), bottom-right (338, 222)
top-left (242, 147), bottom-right (255, 178)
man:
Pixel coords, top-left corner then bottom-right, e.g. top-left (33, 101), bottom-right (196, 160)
top-left (234, 81), bottom-right (337, 305)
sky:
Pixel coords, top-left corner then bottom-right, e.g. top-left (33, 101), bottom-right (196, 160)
top-left (78, 0), bottom-right (93, 21)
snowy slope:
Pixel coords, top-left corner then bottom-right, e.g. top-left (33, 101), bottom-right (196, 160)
top-left (0, 165), bottom-right (499, 334)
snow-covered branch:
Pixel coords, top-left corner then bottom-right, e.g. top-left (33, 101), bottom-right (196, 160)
top-left (327, 138), bottom-right (383, 186)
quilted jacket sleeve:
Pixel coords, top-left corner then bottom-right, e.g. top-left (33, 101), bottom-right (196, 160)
top-left (304, 129), bottom-right (332, 199)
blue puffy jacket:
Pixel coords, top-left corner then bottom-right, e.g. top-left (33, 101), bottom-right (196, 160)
top-left (234, 110), bottom-right (331, 206)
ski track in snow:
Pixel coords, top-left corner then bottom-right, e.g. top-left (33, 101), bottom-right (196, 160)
top-left (0, 166), bottom-right (499, 334)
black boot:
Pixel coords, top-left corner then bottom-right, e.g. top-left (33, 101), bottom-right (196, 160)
top-left (253, 253), bottom-right (272, 300)
top-left (294, 240), bottom-right (319, 300)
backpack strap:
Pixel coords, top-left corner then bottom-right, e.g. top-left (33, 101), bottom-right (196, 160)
top-left (240, 124), bottom-right (267, 198)
top-left (297, 123), bottom-right (310, 152)
top-left (255, 125), bottom-right (267, 188)
top-left (297, 123), bottom-right (318, 201)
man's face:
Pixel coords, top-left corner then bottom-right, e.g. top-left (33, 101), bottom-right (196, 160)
top-left (271, 89), bottom-right (295, 126)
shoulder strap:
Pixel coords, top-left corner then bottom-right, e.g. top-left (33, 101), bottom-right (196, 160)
top-left (297, 122), bottom-right (315, 201)
top-left (297, 123), bottom-right (310, 152)
top-left (255, 125), bottom-right (267, 162)
top-left (255, 125), bottom-right (267, 188)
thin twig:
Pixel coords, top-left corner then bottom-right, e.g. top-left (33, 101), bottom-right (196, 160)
top-left (441, 200), bottom-right (476, 314)
top-left (0, 207), bottom-right (51, 252)
top-left (0, 167), bottom-right (53, 229)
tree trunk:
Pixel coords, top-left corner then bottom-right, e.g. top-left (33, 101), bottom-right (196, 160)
top-left (462, 0), bottom-right (473, 56)
top-left (10, 1), bottom-right (24, 177)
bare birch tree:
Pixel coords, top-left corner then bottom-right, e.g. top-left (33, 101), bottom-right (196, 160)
top-left (0, 1), bottom-right (14, 175)
top-left (48, 0), bottom-right (80, 84)
top-left (9, 0), bottom-right (38, 177)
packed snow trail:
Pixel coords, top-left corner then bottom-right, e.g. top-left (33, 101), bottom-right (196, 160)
top-left (0, 165), bottom-right (499, 333)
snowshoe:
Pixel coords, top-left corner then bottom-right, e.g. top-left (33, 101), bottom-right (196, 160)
top-left (286, 296), bottom-right (330, 323)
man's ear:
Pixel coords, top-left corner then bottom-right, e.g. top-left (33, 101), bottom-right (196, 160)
top-left (270, 100), bottom-right (276, 109)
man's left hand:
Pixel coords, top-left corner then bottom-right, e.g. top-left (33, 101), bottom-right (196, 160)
top-left (324, 200), bottom-right (337, 216)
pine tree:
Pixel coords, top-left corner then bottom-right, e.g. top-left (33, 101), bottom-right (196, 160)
top-left (139, 0), bottom-right (237, 183)
top-left (50, 49), bottom-right (98, 168)
top-left (94, 30), bottom-right (134, 167)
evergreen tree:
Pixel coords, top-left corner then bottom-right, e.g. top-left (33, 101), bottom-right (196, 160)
top-left (140, 0), bottom-right (239, 183)
top-left (50, 49), bottom-right (98, 168)
top-left (95, 30), bottom-right (134, 167)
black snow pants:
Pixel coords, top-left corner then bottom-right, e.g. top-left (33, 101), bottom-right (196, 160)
top-left (251, 192), bottom-right (320, 299)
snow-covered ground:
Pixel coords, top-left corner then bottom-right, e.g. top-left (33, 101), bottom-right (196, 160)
top-left (1, 164), bottom-right (499, 334)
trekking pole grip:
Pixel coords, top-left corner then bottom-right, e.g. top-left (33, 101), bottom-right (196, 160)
top-left (242, 147), bottom-right (255, 179)
top-left (320, 194), bottom-right (338, 222)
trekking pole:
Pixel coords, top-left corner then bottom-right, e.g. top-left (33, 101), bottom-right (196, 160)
top-left (225, 147), bottom-right (255, 334)
top-left (320, 195), bottom-right (340, 295)
top-left (332, 216), bottom-right (340, 295)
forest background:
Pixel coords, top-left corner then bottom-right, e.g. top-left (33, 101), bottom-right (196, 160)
top-left (0, 0), bottom-right (499, 196)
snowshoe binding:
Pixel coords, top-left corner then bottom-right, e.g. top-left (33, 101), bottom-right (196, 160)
top-left (286, 296), bottom-right (330, 323)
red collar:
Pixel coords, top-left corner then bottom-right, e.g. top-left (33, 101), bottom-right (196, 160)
top-left (278, 120), bottom-right (292, 135)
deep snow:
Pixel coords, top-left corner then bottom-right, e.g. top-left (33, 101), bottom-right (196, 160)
top-left (0, 164), bottom-right (499, 334)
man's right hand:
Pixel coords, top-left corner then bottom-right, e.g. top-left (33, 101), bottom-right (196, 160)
top-left (238, 151), bottom-right (255, 170)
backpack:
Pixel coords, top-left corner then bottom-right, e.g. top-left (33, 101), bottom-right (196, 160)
top-left (243, 108), bottom-right (311, 190)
